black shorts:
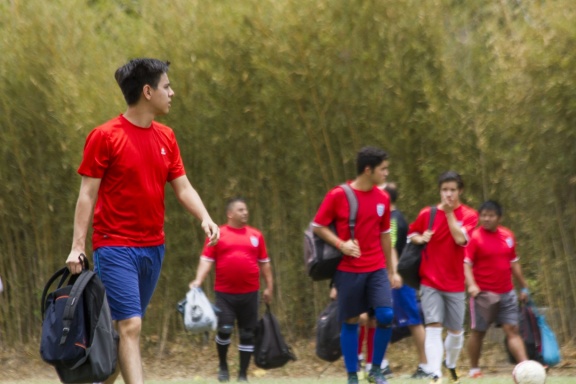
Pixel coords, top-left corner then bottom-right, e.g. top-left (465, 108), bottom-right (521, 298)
top-left (215, 291), bottom-right (259, 330)
top-left (334, 268), bottom-right (393, 323)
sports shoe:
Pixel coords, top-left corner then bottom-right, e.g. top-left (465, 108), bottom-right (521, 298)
top-left (347, 372), bottom-right (359, 384)
top-left (411, 366), bottom-right (434, 379)
top-left (237, 374), bottom-right (248, 382)
top-left (468, 370), bottom-right (483, 379)
top-left (428, 375), bottom-right (442, 384)
top-left (218, 367), bottom-right (230, 382)
top-left (381, 364), bottom-right (393, 378)
top-left (443, 361), bottom-right (460, 384)
top-left (367, 367), bottom-right (388, 384)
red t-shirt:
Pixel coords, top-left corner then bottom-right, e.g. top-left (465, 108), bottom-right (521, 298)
top-left (464, 226), bottom-right (518, 293)
top-left (313, 182), bottom-right (391, 273)
top-left (202, 225), bottom-right (270, 294)
top-left (408, 205), bottom-right (478, 292)
top-left (78, 115), bottom-right (185, 249)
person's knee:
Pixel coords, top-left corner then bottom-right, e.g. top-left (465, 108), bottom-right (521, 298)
top-left (374, 307), bottom-right (393, 328)
top-left (117, 317), bottom-right (142, 339)
top-left (238, 327), bottom-right (255, 345)
top-left (217, 324), bottom-right (234, 344)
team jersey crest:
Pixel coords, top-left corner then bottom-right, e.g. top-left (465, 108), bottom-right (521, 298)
top-left (376, 204), bottom-right (385, 217)
top-left (506, 237), bottom-right (514, 248)
top-left (250, 235), bottom-right (259, 247)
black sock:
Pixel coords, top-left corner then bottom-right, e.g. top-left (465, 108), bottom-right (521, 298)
top-left (239, 350), bottom-right (251, 376)
top-left (217, 342), bottom-right (229, 370)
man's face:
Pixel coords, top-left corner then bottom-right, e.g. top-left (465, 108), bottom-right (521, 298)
top-left (440, 181), bottom-right (461, 205)
top-left (227, 202), bottom-right (249, 225)
top-left (149, 73), bottom-right (174, 115)
top-left (368, 160), bottom-right (389, 186)
top-left (480, 209), bottom-right (500, 231)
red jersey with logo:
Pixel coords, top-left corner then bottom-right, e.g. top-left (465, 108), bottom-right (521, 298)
top-left (464, 226), bottom-right (518, 293)
top-left (408, 205), bottom-right (478, 292)
top-left (313, 182), bottom-right (391, 273)
top-left (201, 225), bottom-right (270, 294)
top-left (78, 115), bottom-right (185, 249)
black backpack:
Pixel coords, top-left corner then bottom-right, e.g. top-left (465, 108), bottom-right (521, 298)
top-left (506, 302), bottom-right (542, 364)
top-left (40, 258), bottom-right (118, 383)
top-left (254, 304), bottom-right (297, 369)
top-left (315, 300), bottom-right (342, 362)
top-left (304, 184), bottom-right (358, 281)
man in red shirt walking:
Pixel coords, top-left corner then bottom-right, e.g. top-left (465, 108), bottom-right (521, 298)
top-left (66, 58), bottom-right (219, 384)
top-left (313, 146), bottom-right (400, 384)
top-left (464, 200), bottom-right (529, 378)
top-left (407, 171), bottom-right (478, 384)
top-left (190, 198), bottom-right (273, 382)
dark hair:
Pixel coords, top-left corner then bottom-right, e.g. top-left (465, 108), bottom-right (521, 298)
top-left (478, 200), bottom-right (502, 217)
top-left (114, 58), bottom-right (171, 105)
top-left (438, 170), bottom-right (464, 190)
top-left (384, 182), bottom-right (398, 203)
top-left (356, 146), bottom-right (388, 175)
top-left (226, 197), bottom-right (246, 213)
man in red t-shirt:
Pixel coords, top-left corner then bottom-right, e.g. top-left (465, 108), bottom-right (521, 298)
top-left (407, 171), bottom-right (478, 383)
top-left (65, 58), bottom-right (219, 384)
top-left (464, 200), bottom-right (529, 378)
top-left (190, 198), bottom-right (273, 383)
top-left (313, 146), bottom-right (400, 384)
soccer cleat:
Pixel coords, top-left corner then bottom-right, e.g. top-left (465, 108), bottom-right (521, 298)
top-left (217, 367), bottom-right (230, 382)
top-left (428, 375), bottom-right (442, 384)
top-left (347, 372), bottom-right (360, 384)
top-left (237, 374), bottom-right (249, 382)
top-left (381, 364), bottom-right (393, 378)
top-left (367, 367), bottom-right (389, 384)
top-left (411, 366), bottom-right (434, 379)
top-left (443, 361), bottom-right (460, 384)
top-left (468, 370), bottom-right (483, 379)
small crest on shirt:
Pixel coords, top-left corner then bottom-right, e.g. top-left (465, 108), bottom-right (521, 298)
top-left (250, 236), bottom-right (259, 247)
top-left (161, 147), bottom-right (167, 155)
top-left (376, 204), bottom-right (385, 217)
top-left (506, 237), bottom-right (514, 248)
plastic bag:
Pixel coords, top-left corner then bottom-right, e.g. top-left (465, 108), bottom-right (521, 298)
top-left (536, 310), bottom-right (561, 366)
top-left (183, 287), bottom-right (217, 333)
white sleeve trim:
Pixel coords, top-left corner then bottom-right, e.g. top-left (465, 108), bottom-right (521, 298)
top-left (381, 229), bottom-right (391, 234)
top-left (464, 258), bottom-right (473, 266)
top-left (258, 258), bottom-right (271, 263)
top-left (311, 222), bottom-right (326, 228)
top-left (511, 257), bottom-right (520, 263)
top-left (200, 256), bottom-right (215, 262)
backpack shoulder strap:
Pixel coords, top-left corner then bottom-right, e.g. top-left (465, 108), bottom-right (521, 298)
top-left (339, 184), bottom-right (358, 239)
top-left (428, 206), bottom-right (437, 230)
top-left (60, 270), bottom-right (95, 345)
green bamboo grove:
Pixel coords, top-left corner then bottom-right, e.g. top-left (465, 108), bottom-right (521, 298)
top-left (0, 0), bottom-right (575, 350)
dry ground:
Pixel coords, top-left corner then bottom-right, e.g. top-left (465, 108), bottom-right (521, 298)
top-left (2, 331), bottom-right (575, 382)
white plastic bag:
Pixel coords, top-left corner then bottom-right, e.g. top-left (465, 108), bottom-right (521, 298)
top-left (183, 287), bottom-right (217, 333)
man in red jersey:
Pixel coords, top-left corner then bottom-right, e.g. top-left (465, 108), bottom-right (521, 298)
top-left (407, 171), bottom-right (478, 384)
top-left (313, 146), bottom-right (400, 384)
top-left (464, 200), bottom-right (529, 379)
top-left (66, 58), bottom-right (219, 384)
top-left (190, 198), bottom-right (273, 383)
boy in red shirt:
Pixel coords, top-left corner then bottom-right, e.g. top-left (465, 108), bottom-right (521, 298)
top-left (66, 58), bottom-right (219, 384)
top-left (313, 146), bottom-right (401, 384)
top-left (464, 200), bottom-right (529, 378)
top-left (407, 171), bottom-right (478, 383)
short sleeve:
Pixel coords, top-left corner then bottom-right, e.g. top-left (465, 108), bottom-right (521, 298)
top-left (77, 128), bottom-right (110, 178)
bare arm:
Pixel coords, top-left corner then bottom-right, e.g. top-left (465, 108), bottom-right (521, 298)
top-left (259, 261), bottom-right (274, 304)
top-left (445, 210), bottom-right (467, 245)
top-left (464, 261), bottom-right (480, 297)
top-left (170, 175), bottom-right (219, 246)
top-left (66, 176), bottom-right (101, 274)
top-left (511, 261), bottom-right (529, 301)
top-left (189, 258), bottom-right (214, 288)
top-left (313, 226), bottom-right (360, 257)
top-left (380, 232), bottom-right (399, 287)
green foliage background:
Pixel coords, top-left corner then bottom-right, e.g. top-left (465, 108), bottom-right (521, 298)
top-left (0, 0), bottom-right (575, 349)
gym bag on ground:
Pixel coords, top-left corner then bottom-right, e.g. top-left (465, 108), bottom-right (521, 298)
top-left (254, 304), bottom-right (296, 369)
top-left (397, 206), bottom-right (437, 290)
top-left (40, 258), bottom-right (118, 383)
top-left (304, 183), bottom-right (358, 281)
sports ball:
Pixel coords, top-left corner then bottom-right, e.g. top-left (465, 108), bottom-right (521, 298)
top-left (512, 360), bottom-right (547, 384)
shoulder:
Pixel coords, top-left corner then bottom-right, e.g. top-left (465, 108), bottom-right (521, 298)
top-left (460, 204), bottom-right (478, 217)
top-left (152, 121), bottom-right (176, 137)
top-left (246, 225), bottom-right (264, 237)
top-left (497, 226), bottom-right (515, 238)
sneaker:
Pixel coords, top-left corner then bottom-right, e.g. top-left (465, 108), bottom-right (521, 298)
top-left (428, 376), bottom-right (442, 384)
top-left (443, 361), bottom-right (460, 384)
top-left (469, 371), bottom-right (483, 379)
top-left (411, 366), bottom-right (434, 379)
top-left (381, 365), bottom-right (393, 378)
top-left (347, 372), bottom-right (360, 384)
top-left (218, 367), bottom-right (230, 382)
top-left (237, 374), bottom-right (248, 382)
top-left (367, 367), bottom-right (389, 384)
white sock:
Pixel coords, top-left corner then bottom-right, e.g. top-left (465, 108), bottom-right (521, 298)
top-left (419, 363), bottom-right (430, 373)
top-left (358, 353), bottom-right (364, 361)
top-left (380, 359), bottom-right (389, 369)
top-left (469, 367), bottom-right (481, 376)
top-left (425, 327), bottom-right (444, 377)
top-left (444, 331), bottom-right (464, 369)
top-left (365, 363), bottom-right (372, 372)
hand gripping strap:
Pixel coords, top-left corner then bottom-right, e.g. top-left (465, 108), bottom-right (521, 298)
top-left (339, 184), bottom-right (358, 240)
top-left (59, 270), bottom-right (95, 345)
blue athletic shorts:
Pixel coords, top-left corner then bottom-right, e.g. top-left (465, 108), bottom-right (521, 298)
top-left (333, 269), bottom-right (393, 323)
top-left (94, 245), bottom-right (165, 321)
top-left (392, 285), bottom-right (423, 327)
